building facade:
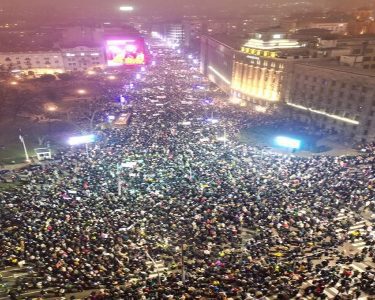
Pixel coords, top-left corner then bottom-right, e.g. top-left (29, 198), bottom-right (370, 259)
top-left (288, 62), bottom-right (375, 142)
top-left (317, 36), bottom-right (375, 70)
top-left (152, 23), bottom-right (184, 47)
top-left (200, 31), bottom-right (375, 142)
top-left (0, 46), bottom-right (106, 74)
top-left (0, 51), bottom-right (64, 74)
top-left (61, 46), bottom-right (105, 72)
top-left (231, 31), bottom-right (312, 104)
top-left (307, 22), bottom-right (348, 35)
top-left (200, 36), bottom-right (238, 94)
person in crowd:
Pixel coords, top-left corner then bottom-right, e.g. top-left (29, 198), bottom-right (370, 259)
top-left (0, 45), bottom-right (374, 300)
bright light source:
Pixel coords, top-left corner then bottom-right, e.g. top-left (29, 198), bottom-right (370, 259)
top-left (136, 73), bottom-right (141, 80)
top-left (125, 44), bottom-right (137, 52)
top-left (141, 66), bottom-right (146, 72)
top-left (77, 89), bottom-right (87, 95)
top-left (255, 105), bottom-right (267, 113)
top-left (217, 136), bottom-right (228, 142)
top-left (151, 61), bottom-right (156, 66)
top-left (68, 134), bottom-right (96, 146)
top-left (208, 66), bottom-right (231, 85)
top-left (108, 75), bottom-right (116, 80)
top-left (45, 104), bottom-right (58, 112)
top-left (87, 70), bottom-right (96, 75)
top-left (151, 31), bottom-right (161, 38)
top-left (188, 54), bottom-right (193, 59)
top-left (275, 136), bottom-right (301, 149)
top-left (119, 6), bottom-right (134, 11)
top-left (286, 102), bottom-right (359, 125)
top-left (10, 81), bottom-right (18, 85)
top-left (229, 97), bottom-right (242, 105)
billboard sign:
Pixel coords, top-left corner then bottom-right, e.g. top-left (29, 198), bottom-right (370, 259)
top-left (106, 39), bottom-right (145, 66)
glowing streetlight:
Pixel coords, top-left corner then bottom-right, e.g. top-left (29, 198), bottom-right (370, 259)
top-left (19, 135), bottom-right (30, 162)
top-left (77, 89), bottom-right (87, 95)
top-left (119, 6), bottom-right (134, 11)
top-left (68, 134), bottom-right (96, 146)
top-left (45, 103), bottom-right (58, 112)
top-left (68, 134), bottom-right (96, 156)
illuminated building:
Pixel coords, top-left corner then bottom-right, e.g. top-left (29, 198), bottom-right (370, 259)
top-left (183, 18), bottom-right (207, 50)
top-left (289, 62), bottom-right (375, 142)
top-left (62, 46), bottom-right (105, 72)
top-left (348, 8), bottom-right (375, 36)
top-left (305, 21), bottom-right (348, 35)
top-left (0, 47), bottom-right (106, 74)
top-left (232, 29), bottom-right (312, 104)
top-left (0, 51), bottom-right (65, 74)
top-left (200, 35), bottom-right (245, 94)
top-left (152, 23), bottom-right (184, 46)
top-left (200, 29), bottom-right (375, 141)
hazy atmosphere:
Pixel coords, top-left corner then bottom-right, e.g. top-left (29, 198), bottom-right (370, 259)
top-left (0, 0), bottom-right (374, 299)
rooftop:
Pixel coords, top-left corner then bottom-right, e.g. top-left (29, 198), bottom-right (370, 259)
top-left (205, 34), bottom-right (247, 51)
top-left (296, 60), bottom-right (375, 77)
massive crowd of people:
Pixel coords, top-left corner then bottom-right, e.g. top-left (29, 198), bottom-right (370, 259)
top-left (0, 42), bottom-right (374, 300)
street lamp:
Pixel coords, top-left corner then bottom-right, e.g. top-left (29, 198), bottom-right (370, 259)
top-left (68, 134), bottom-right (96, 156)
top-left (77, 89), bottom-right (87, 95)
top-left (45, 104), bottom-right (58, 112)
top-left (19, 135), bottom-right (30, 162)
top-left (119, 6), bottom-right (134, 11)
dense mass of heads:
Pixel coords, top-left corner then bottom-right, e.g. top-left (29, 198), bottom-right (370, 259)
top-left (0, 43), bottom-right (374, 300)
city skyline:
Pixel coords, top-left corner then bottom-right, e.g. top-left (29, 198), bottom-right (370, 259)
top-left (0, 0), bottom-right (373, 20)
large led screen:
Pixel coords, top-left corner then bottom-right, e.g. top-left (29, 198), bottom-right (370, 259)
top-left (106, 40), bottom-right (145, 66)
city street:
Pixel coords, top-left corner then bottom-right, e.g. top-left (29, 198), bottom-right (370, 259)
top-left (0, 39), bottom-right (374, 300)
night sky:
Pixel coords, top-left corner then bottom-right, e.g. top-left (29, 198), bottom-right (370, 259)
top-left (0, 0), bottom-right (371, 20)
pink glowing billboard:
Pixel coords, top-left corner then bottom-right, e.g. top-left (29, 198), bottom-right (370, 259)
top-left (106, 39), bottom-right (145, 66)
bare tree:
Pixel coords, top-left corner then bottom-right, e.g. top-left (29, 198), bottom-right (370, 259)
top-left (67, 97), bottom-right (108, 133)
